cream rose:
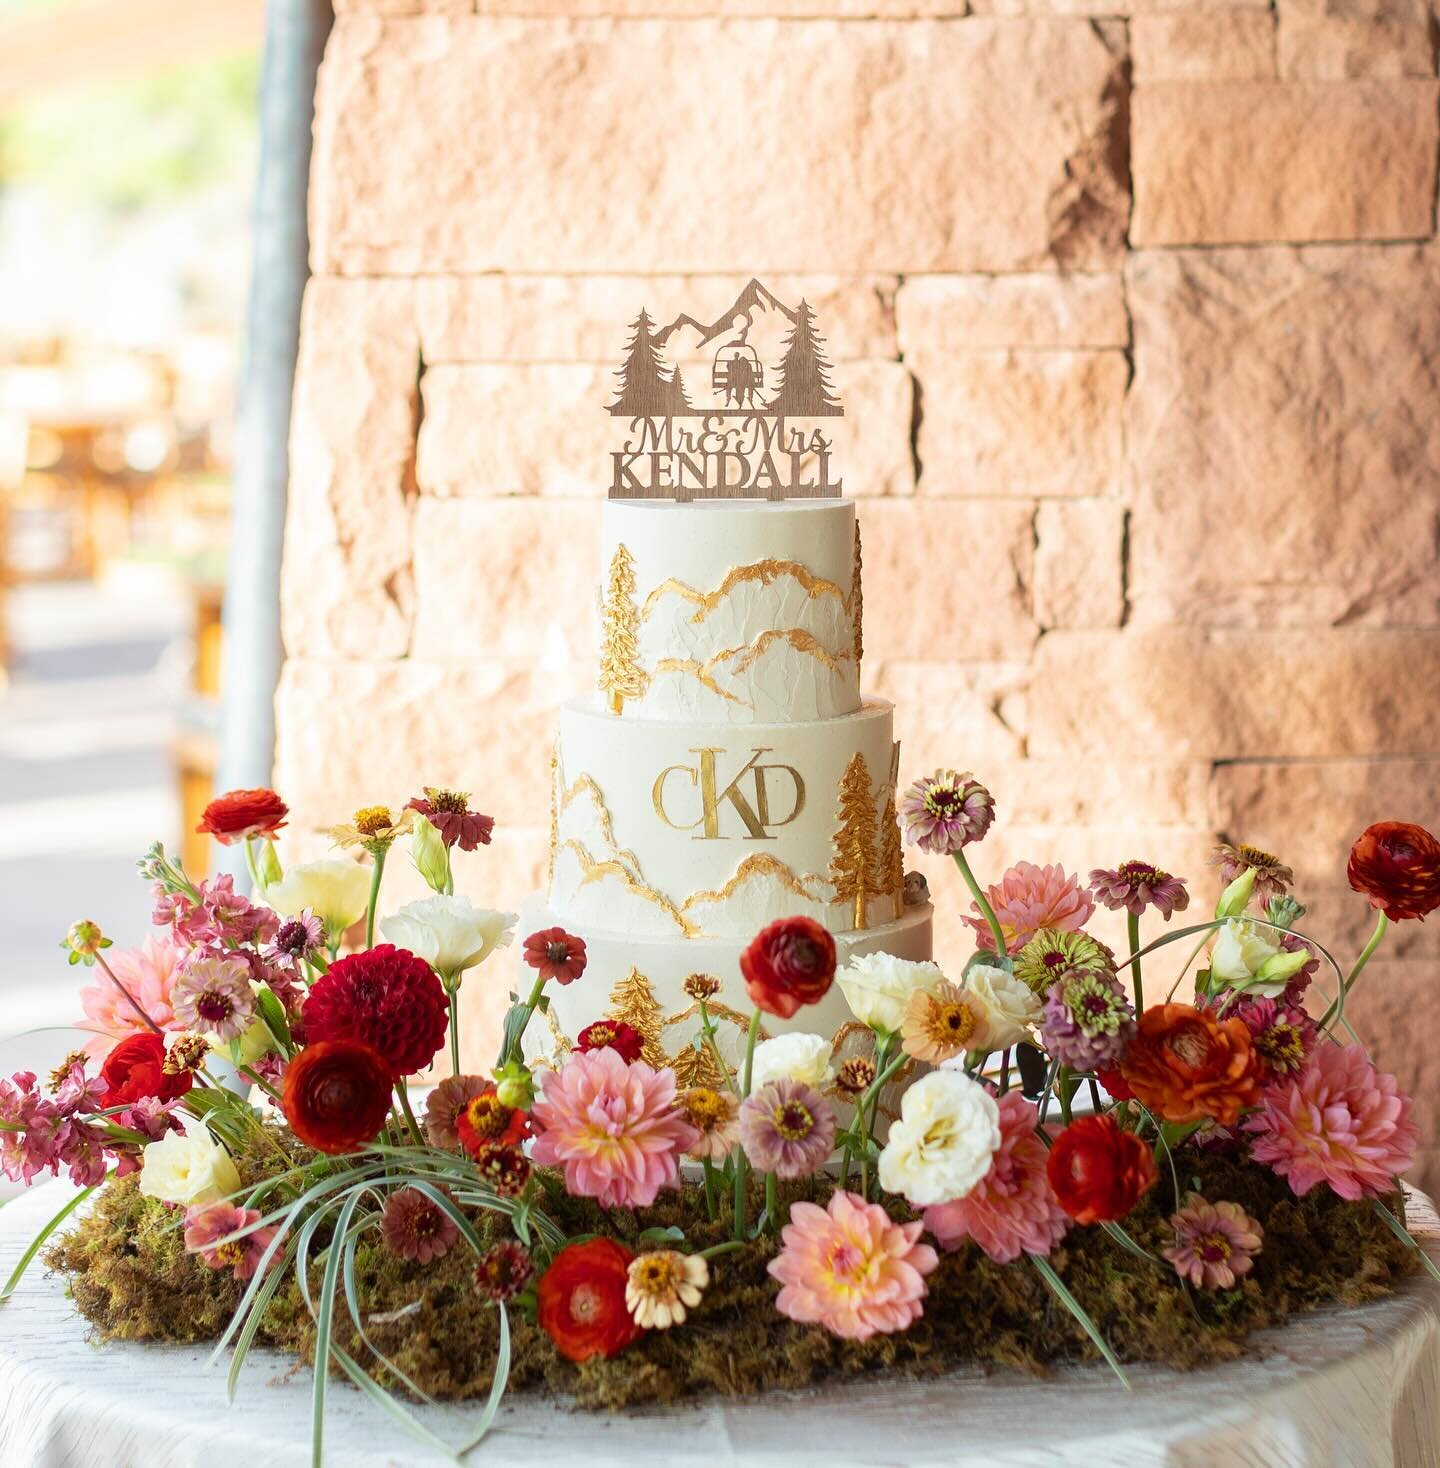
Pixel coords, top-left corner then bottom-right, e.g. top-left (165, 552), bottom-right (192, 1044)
top-left (264, 858), bottom-right (370, 943)
top-left (380, 895), bottom-right (516, 986)
top-left (836, 953), bottom-right (946, 1034)
top-left (1209, 918), bottom-right (1309, 998)
top-left (750, 1032), bottom-right (834, 1090)
top-left (138, 1126), bottom-right (241, 1207)
top-left (962, 964), bottom-right (1041, 1050)
top-left (877, 1070), bottom-right (1001, 1206)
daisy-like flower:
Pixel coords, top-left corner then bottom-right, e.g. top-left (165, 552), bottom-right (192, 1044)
top-left (521, 927), bottom-right (587, 986)
top-left (476, 1240), bottom-right (533, 1302)
top-left (1210, 842), bottom-right (1294, 910)
top-left (1162, 1194), bottom-right (1263, 1290)
top-left (1013, 928), bottom-right (1114, 995)
top-left (900, 980), bottom-right (985, 1063)
top-left (899, 769), bottom-right (994, 855)
top-left (183, 1202), bottom-right (277, 1280)
top-left (328, 804), bottom-right (416, 856)
top-left (964, 862), bottom-right (1095, 955)
top-left (455, 1087), bottom-right (530, 1159)
top-left (833, 1056), bottom-right (876, 1100)
top-left (1230, 996), bottom-right (1317, 1081)
top-left (424, 1073), bottom-right (490, 1148)
top-left (476, 1142), bottom-right (532, 1198)
top-left (170, 955), bottom-right (255, 1041)
top-left (679, 1086), bottom-right (740, 1161)
top-left (625, 1249), bottom-right (709, 1330)
top-left (1041, 969), bottom-right (1136, 1073)
top-left (682, 972), bottom-right (721, 1002)
top-left (380, 1186), bottom-right (459, 1264)
top-left (739, 1079), bottom-right (837, 1179)
top-left (1088, 861), bottom-right (1190, 920)
top-left (575, 1019), bottom-right (645, 1063)
top-left (770, 1190), bottom-right (938, 1340)
top-left (406, 788), bottom-right (495, 851)
top-left (265, 911), bottom-right (325, 967)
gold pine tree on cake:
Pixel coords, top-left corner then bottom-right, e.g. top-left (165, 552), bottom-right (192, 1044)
top-left (851, 519), bottom-right (863, 668)
top-left (598, 543), bottom-right (647, 714)
top-left (878, 794), bottom-right (904, 913)
top-left (830, 752), bottom-right (884, 930)
top-left (607, 966), bottom-right (668, 1068)
top-left (671, 1039), bottom-right (729, 1090)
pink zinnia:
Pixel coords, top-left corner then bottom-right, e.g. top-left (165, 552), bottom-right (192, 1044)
top-left (1162, 1195), bottom-right (1263, 1290)
top-left (769, 1190), bottom-right (938, 1341)
top-left (183, 1202), bottom-right (277, 1280)
top-left (924, 1092), bottom-right (1069, 1263)
top-left (964, 861), bottom-right (1095, 955)
top-left (739, 1079), bottom-right (837, 1180)
top-left (77, 935), bottom-right (184, 1058)
top-left (1244, 1043), bottom-right (1418, 1201)
top-left (529, 1047), bottom-right (698, 1208)
top-left (899, 769), bottom-right (994, 855)
top-left (1088, 860), bottom-right (1190, 921)
top-left (1230, 996), bottom-right (1317, 1082)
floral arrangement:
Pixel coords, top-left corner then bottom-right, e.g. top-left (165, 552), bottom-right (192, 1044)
top-left (6, 776), bottom-right (1440, 1464)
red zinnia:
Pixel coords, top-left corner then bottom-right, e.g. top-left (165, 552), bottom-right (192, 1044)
top-left (537, 1238), bottom-right (643, 1362)
top-left (575, 1019), bottom-right (644, 1063)
top-left (455, 1087), bottom-right (530, 1159)
top-left (1347, 821), bottom-right (1440, 923)
top-left (101, 1033), bottom-right (192, 1107)
top-left (1046, 1113), bottom-right (1158, 1225)
top-left (196, 787), bottom-right (289, 845)
top-left (301, 944), bottom-right (449, 1078)
top-left (739, 915), bottom-right (837, 1019)
top-left (522, 927), bottom-right (587, 986)
top-left (282, 1038), bottom-right (393, 1155)
top-left (405, 788), bottom-right (495, 851)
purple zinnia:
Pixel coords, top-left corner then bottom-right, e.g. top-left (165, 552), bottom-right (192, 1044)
top-left (265, 910), bottom-right (325, 966)
top-left (171, 954), bottom-right (255, 1041)
top-left (1088, 860), bottom-right (1190, 920)
top-left (899, 769), bottom-right (994, 855)
top-left (380, 1186), bottom-right (459, 1264)
top-left (1230, 995), bottom-right (1317, 1081)
top-left (739, 1079), bottom-right (837, 1180)
top-left (1163, 1195), bottom-right (1263, 1290)
top-left (1041, 969), bottom-right (1136, 1072)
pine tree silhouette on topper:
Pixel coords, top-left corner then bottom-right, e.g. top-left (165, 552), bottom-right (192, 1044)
top-left (765, 298), bottom-right (843, 418)
top-left (830, 752), bottom-right (884, 930)
top-left (608, 309), bottom-right (675, 417)
top-left (666, 361), bottom-right (694, 415)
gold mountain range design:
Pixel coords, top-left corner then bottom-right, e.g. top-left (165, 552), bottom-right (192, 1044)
top-left (679, 852), bottom-right (831, 914)
top-left (723, 627), bottom-right (853, 677)
top-left (553, 837), bottom-right (700, 938)
top-left (650, 657), bottom-right (751, 706)
top-left (639, 558), bottom-right (854, 626)
top-left (557, 768), bottom-right (643, 873)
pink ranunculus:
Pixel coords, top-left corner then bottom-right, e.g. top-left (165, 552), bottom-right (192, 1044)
top-left (77, 935), bottom-right (185, 1058)
top-left (769, 1190), bottom-right (938, 1340)
top-left (924, 1091), bottom-right (1070, 1263)
top-left (529, 1047), bottom-right (698, 1209)
top-left (964, 861), bottom-right (1095, 955)
top-left (1245, 1043), bottom-right (1418, 1201)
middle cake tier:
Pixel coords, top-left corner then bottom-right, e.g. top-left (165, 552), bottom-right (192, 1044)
top-left (549, 697), bottom-right (906, 941)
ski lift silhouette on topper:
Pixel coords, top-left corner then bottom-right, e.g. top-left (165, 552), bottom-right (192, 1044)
top-left (605, 279), bottom-right (844, 502)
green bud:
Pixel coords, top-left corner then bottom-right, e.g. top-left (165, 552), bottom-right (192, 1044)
top-left (1265, 895), bottom-right (1305, 931)
top-left (411, 814), bottom-right (449, 894)
top-left (1215, 866), bottom-right (1257, 919)
top-left (61, 920), bottom-right (110, 966)
top-left (493, 1059), bottom-right (537, 1110)
top-left (255, 838), bottom-right (284, 890)
top-left (1254, 946), bottom-right (1310, 986)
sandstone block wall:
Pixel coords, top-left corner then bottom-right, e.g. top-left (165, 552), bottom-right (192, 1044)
top-left (277, 0), bottom-right (1440, 1185)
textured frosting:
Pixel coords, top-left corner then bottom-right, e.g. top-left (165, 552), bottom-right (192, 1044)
top-left (597, 498), bottom-right (861, 724)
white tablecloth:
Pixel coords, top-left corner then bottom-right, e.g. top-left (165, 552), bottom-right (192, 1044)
top-left (0, 1183), bottom-right (1437, 1468)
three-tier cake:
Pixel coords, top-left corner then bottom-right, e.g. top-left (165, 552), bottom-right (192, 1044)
top-left (522, 495), bottom-right (933, 1066)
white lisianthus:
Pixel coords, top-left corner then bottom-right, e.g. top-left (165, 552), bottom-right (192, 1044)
top-left (962, 964), bottom-right (1041, 1050)
top-left (380, 895), bottom-right (516, 986)
top-left (208, 1010), bottom-right (275, 1070)
top-left (265, 858), bottom-right (370, 943)
top-left (836, 953), bottom-right (946, 1035)
top-left (138, 1126), bottom-right (241, 1207)
top-left (1209, 918), bottom-right (1309, 998)
top-left (877, 1070), bottom-right (1001, 1206)
top-left (750, 1032), bottom-right (834, 1090)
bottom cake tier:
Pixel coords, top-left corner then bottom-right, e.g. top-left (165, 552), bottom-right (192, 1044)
top-left (518, 894), bottom-right (933, 1077)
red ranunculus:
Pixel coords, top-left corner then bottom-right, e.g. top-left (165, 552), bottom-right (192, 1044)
top-left (301, 944), bottom-right (449, 1078)
top-left (522, 927), bottom-right (587, 986)
top-left (537, 1237), bottom-right (643, 1362)
top-left (196, 787), bottom-right (289, 845)
top-left (282, 1039), bottom-right (393, 1155)
top-left (1046, 1113), bottom-right (1158, 1225)
top-left (101, 1032), bottom-right (192, 1107)
top-left (1347, 821), bottom-right (1440, 923)
top-left (739, 915), bottom-right (837, 1020)
top-left (575, 1019), bottom-right (645, 1063)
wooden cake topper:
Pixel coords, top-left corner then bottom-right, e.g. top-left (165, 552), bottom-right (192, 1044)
top-left (606, 280), bottom-right (844, 501)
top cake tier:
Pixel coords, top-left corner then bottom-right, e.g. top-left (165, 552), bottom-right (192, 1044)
top-left (596, 498), bottom-right (861, 724)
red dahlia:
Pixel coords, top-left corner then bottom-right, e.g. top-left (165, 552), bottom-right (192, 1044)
top-left (739, 915), bottom-right (838, 1020)
top-left (538, 1238), bottom-right (643, 1362)
top-left (101, 1033), bottom-right (192, 1107)
top-left (522, 927), bottom-right (587, 986)
top-left (196, 787), bottom-right (289, 845)
top-left (301, 944), bottom-right (449, 1078)
top-left (575, 1019), bottom-right (645, 1063)
top-left (282, 1039), bottom-right (393, 1155)
top-left (1046, 1113), bottom-right (1158, 1225)
top-left (1347, 821), bottom-right (1440, 923)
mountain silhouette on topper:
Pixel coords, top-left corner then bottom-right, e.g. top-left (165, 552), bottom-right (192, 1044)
top-left (654, 278), bottom-right (797, 349)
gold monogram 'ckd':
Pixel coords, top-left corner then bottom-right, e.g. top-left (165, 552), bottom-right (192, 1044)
top-left (653, 747), bottom-right (805, 840)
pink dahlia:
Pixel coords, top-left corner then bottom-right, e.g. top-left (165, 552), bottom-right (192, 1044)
top-left (1245, 1043), bottom-right (1418, 1201)
top-left (924, 1092), bottom-right (1069, 1263)
top-left (1088, 860), bottom-right (1190, 921)
top-left (77, 935), bottom-right (184, 1058)
top-left (1162, 1194), bottom-right (1263, 1290)
top-left (964, 861), bottom-right (1095, 955)
top-left (769, 1190), bottom-right (938, 1340)
top-left (183, 1202), bottom-right (277, 1281)
top-left (530, 1047), bottom-right (698, 1208)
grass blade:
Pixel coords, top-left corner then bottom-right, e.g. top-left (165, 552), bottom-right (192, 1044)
top-left (458, 1302), bottom-right (511, 1457)
top-left (0, 1179), bottom-right (105, 1303)
top-left (1373, 1197), bottom-right (1440, 1287)
top-left (1030, 1253), bottom-right (1131, 1390)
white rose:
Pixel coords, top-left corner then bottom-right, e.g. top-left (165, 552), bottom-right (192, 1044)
top-left (963, 964), bottom-right (1041, 1050)
top-left (750, 1032), bottom-right (833, 1090)
top-left (836, 952), bottom-right (946, 1034)
top-left (878, 1070), bottom-right (1001, 1206)
top-left (1209, 918), bottom-right (1307, 998)
top-left (265, 858), bottom-right (370, 943)
top-left (139, 1126), bottom-right (241, 1207)
top-left (380, 895), bottom-right (516, 985)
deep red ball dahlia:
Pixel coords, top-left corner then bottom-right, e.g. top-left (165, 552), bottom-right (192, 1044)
top-left (301, 944), bottom-right (449, 1078)
top-left (739, 915), bottom-right (837, 1020)
top-left (196, 787), bottom-right (289, 845)
top-left (1347, 821), bottom-right (1440, 923)
top-left (101, 1033), bottom-right (192, 1107)
top-left (282, 1038), bottom-right (393, 1155)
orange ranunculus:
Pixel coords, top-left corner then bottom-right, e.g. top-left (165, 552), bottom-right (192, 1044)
top-left (1119, 1003), bottom-right (1261, 1128)
top-left (537, 1237), bottom-right (643, 1362)
top-left (1347, 821), bottom-right (1440, 924)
